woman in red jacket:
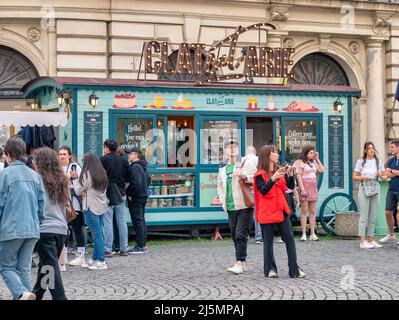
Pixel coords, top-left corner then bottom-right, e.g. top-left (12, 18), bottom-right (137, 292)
top-left (254, 145), bottom-right (305, 279)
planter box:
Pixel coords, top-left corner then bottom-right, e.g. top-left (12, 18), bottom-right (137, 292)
top-left (335, 212), bottom-right (360, 236)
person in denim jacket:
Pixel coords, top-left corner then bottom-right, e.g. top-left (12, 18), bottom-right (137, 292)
top-left (0, 137), bottom-right (45, 300)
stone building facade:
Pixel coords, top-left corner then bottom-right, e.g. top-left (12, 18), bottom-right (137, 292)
top-left (1, 0), bottom-right (399, 160)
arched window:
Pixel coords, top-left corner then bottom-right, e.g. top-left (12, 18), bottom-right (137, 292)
top-left (0, 46), bottom-right (39, 98)
top-left (158, 49), bottom-right (208, 82)
top-left (288, 53), bottom-right (349, 86)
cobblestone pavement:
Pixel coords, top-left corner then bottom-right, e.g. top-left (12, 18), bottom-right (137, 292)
top-left (1, 238), bottom-right (399, 300)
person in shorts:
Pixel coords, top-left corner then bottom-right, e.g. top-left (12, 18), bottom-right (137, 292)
top-left (380, 141), bottom-right (399, 244)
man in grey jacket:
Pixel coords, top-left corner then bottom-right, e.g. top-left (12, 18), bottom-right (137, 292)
top-left (0, 137), bottom-right (45, 300)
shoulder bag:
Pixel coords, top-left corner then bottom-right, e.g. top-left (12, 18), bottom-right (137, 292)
top-left (65, 197), bottom-right (77, 222)
top-left (361, 179), bottom-right (380, 197)
top-left (238, 160), bottom-right (254, 207)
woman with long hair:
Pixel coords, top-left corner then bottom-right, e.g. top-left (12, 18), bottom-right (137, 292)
top-left (353, 142), bottom-right (386, 249)
top-left (73, 153), bottom-right (109, 270)
top-left (32, 147), bottom-right (69, 300)
top-left (58, 145), bottom-right (86, 268)
top-left (294, 145), bottom-right (324, 241)
top-left (254, 145), bottom-right (305, 278)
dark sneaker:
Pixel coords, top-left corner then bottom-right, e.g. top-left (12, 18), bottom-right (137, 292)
top-left (119, 251), bottom-right (128, 256)
top-left (128, 247), bottom-right (149, 255)
top-left (105, 252), bottom-right (113, 258)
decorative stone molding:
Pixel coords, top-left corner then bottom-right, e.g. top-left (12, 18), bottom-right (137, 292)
top-left (268, 4), bottom-right (292, 22)
top-left (349, 41), bottom-right (360, 54)
top-left (283, 38), bottom-right (295, 48)
top-left (318, 34), bottom-right (331, 52)
top-left (372, 11), bottom-right (393, 39)
top-left (27, 27), bottom-right (41, 42)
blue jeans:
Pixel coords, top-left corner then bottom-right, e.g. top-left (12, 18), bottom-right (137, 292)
top-left (0, 238), bottom-right (38, 299)
top-left (84, 211), bottom-right (105, 262)
top-left (103, 197), bottom-right (128, 253)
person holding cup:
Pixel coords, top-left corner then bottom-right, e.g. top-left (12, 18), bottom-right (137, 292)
top-left (294, 146), bottom-right (324, 241)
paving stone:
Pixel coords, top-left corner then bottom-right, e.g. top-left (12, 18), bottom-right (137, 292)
top-left (1, 239), bottom-right (399, 300)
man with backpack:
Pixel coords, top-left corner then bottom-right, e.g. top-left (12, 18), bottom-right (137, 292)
top-left (125, 147), bottom-right (150, 254)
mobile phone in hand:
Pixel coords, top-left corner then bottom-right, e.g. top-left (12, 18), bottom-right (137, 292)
top-left (71, 164), bottom-right (77, 171)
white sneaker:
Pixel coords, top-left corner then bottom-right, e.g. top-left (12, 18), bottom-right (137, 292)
top-left (275, 237), bottom-right (284, 243)
top-left (242, 261), bottom-right (248, 272)
top-left (309, 234), bottom-right (319, 241)
top-left (227, 261), bottom-right (243, 274)
top-left (267, 270), bottom-right (278, 278)
top-left (379, 234), bottom-right (396, 243)
top-left (360, 241), bottom-right (374, 249)
top-left (371, 241), bottom-right (383, 248)
top-left (301, 234), bottom-right (307, 241)
top-left (89, 261), bottom-right (108, 270)
top-left (19, 292), bottom-right (36, 300)
top-left (69, 253), bottom-right (86, 266)
top-left (59, 264), bottom-right (66, 272)
top-left (81, 259), bottom-right (96, 268)
top-left (298, 269), bottom-right (306, 278)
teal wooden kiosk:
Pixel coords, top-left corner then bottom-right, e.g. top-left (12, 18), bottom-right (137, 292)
top-left (23, 77), bottom-right (361, 233)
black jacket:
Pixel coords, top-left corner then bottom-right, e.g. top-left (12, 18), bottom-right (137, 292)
top-left (100, 152), bottom-right (129, 197)
top-left (127, 160), bottom-right (150, 199)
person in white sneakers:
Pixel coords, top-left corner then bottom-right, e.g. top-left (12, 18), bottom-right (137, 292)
top-left (353, 142), bottom-right (386, 249)
top-left (218, 141), bottom-right (257, 275)
top-left (73, 153), bottom-right (109, 270)
top-left (380, 141), bottom-right (399, 245)
top-left (59, 146), bottom-right (86, 267)
top-left (294, 146), bottom-right (324, 241)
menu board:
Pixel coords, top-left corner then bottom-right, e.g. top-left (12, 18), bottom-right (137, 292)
top-left (202, 120), bottom-right (239, 164)
top-left (83, 111), bottom-right (103, 157)
top-left (328, 116), bottom-right (344, 189)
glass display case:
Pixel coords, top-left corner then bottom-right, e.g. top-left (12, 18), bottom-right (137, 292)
top-left (147, 172), bottom-right (196, 209)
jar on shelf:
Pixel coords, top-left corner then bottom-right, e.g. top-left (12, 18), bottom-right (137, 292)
top-left (161, 185), bottom-right (168, 195)
top-left (159, 199), bottom-right (167, 208)
top-left (166, 198), bottom-right (173, 207)
top-left (148, 186), bottom-right (155, 196)
top-left (154, 186), bottom-right (161, 196)
top-left (176, 184), bottom-right (183, 194)
top-left (168, 185), bottom-right (176, 195)
top-left (174, 197), bottom-right (183, 207)
top-left (150, 199), bottom-right (158, 208)
top-left (186, 196), bottom-right (194, 207)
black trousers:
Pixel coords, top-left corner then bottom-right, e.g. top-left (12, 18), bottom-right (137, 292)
top-left (261, 214), bottom-right (300, 278)
top-left (227, 208), bottom-right (253, 262)
top-left (128, 198), bottom-right (148, 248)
top-left (33, 233), bottom-right (67, 300)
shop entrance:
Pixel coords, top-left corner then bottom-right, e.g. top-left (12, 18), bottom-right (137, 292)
top-left (246, 117), bottom-right (274, 155)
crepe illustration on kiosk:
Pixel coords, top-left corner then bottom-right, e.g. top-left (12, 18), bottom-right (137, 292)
top-left (144, 94), bottom-right (168, 109)
top-left (112, 93), bottom-right (137, 108)
top-left (211, 195), bottom-right (222, 206)
top-left (283, 100), bottom-right (320, 112)
top-left (172, 94), bottom-right (193, 109)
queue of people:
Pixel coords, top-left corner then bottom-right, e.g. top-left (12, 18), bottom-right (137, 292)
top-left (0, 136), bottom-right (151, 299)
